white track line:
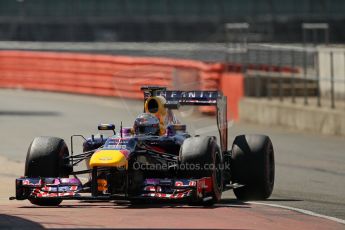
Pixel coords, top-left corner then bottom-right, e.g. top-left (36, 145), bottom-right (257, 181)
top-left (247, 202), bottom-right (345, 225)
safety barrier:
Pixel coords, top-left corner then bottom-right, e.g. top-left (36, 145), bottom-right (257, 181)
top-left (0, 51), bottom-right (247, 118)
top-left (221, 73), bottom-right (244, 121)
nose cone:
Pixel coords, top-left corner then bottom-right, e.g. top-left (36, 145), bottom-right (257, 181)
top-left (89, 150), bottom-right (127, 168)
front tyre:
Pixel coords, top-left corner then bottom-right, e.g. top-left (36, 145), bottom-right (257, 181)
top-left (179, 136), bottom-right (223, 206)
top-left (231, 135), bottom-right (275, 200)
top-left (25, 136), bottom-right (71, 206)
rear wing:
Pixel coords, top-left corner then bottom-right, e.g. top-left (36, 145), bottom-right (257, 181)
top-left (141, 86), bottom-right (228, 153)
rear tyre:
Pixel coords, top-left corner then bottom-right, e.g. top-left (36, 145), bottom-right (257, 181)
top-left (179, 136), bottom-right (223, 206)
top-left (231, 135), bottom-right (275, 200)
top-left (25, 136), bottom-right (71, 206)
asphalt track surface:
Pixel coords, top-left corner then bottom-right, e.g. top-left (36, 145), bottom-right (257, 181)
top-left (0, 89), bottom-right (344, 229)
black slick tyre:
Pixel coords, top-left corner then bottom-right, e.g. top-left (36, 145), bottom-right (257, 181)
top-left (25, 136), bottom-right (70, 206)
top-left (179, 136), bottom-right (223, 206)
top-left (231, 134), bottom-right (275, 200)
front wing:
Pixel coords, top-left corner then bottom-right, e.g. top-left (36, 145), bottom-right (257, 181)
top-left (13, 177), bottom-right (213, 202)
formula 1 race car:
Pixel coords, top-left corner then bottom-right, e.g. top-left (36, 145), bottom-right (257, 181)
top-left (11, 86), bottom-right (275, 206)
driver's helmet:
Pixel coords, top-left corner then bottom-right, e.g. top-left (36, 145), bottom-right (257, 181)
top-left (133, 113), bottom-right (160, 135)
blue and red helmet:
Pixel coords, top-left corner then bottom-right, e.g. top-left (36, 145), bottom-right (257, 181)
top-left (133, 113), bottom-right (160, 135)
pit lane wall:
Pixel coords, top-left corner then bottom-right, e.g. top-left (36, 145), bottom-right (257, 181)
top-left (0, 50), bottom-right (243, 120)
top-left (240, 98), bottom-right (345, 136)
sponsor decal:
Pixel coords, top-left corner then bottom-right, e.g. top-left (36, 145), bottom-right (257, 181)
top-left (159, 91), bottom-right (218, 99)
top-left (175, 181), bottom-right (184, 187)
top-left (141, 191), bottom-right (191, 199)
top-left (99, 157), bottom-right (113, 161)
top-left (22, 179), bottom-right (42, 186)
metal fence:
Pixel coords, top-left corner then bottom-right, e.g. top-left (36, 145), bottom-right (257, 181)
top-left (234, 44), bottom-right (345, 109)
top-left (224, 22), bottom-right (345, 109)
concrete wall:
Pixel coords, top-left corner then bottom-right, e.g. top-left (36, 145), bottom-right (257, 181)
top-left (239, 98), bottom-right (345, 136)
top-left (318, 46), bottom-right (345, 99)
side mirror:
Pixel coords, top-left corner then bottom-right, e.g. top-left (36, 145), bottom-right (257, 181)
top-left (98, 123), bottom-right (116, 135)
